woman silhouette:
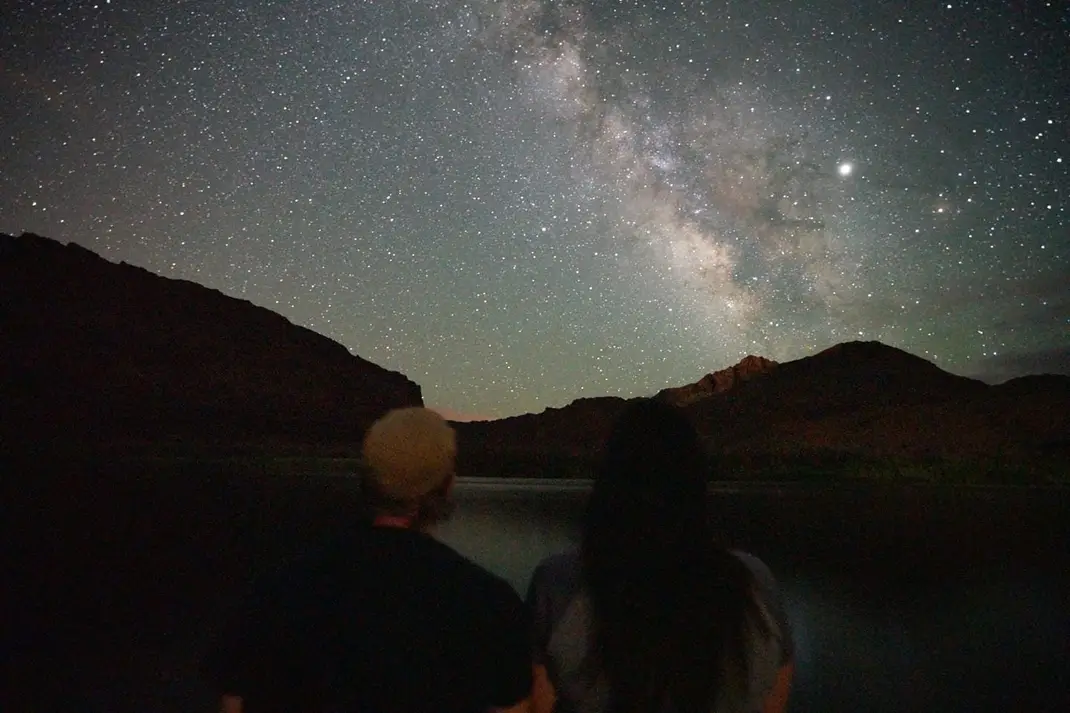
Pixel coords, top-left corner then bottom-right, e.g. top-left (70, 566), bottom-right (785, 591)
top-left (527, 399), bottom-right (794, 713)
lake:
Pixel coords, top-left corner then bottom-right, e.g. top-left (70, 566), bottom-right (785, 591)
top-left (438, 479), bottom-right (1070, 712)
top-left (5, 464), bottom-right (1069, 711)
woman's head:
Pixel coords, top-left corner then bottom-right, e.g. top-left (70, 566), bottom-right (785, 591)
top-left (581, 399), bottom-right (759, 713)
top-left (598, 397), bottom-right (708, 497)
top-left (587, 399), bottom-right (711, 556)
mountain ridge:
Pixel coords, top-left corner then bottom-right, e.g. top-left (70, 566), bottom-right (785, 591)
top-left (454, 339), bottom-right (1068, 475)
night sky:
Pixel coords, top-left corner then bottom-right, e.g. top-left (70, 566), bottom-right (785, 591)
top-left (3, 1), bottom-right (1067, 418)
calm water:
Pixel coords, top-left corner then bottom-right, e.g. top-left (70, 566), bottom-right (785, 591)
top-left (438, 480), bottom-right (1070, 713)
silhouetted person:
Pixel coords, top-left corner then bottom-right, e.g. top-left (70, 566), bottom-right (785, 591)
top-left (527, 399), bottom-right (794, 713)
top-left (203, 407), bottom-right (533, 713)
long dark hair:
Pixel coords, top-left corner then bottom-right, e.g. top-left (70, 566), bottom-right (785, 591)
top-left (582, 399), bottom-right (764, 713)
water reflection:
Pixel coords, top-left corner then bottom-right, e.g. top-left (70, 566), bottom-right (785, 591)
top-left (436, 484), bottom-right (584, 591)
top-left (438, 481), bottom-right (1070, 712)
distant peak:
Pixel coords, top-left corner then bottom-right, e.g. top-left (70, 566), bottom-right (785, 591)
top-left (656, 354), bottom-right (778, 407)
top-left (734, 354), bottom-right (778, 373)
top-left (814, 340), bottom-right (904, 358)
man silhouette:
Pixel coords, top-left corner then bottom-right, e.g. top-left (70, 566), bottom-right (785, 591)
top-left (204, 408), bottom-right (532, 713)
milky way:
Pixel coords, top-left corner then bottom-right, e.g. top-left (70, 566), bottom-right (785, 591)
top-left (2, 1), bottom-right (1067, 417)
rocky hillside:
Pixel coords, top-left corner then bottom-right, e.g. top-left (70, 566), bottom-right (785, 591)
top-left (656, 354), bottom-right (778, 406)
top-left (1, 233), bottom-right (421, 451)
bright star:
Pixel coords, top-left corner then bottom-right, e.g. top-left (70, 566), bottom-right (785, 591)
top-left (838, 162), bottom-right (854, 177)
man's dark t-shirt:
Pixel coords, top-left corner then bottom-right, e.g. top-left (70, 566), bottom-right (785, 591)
top-left (203, 525), bottom-right (531, 713)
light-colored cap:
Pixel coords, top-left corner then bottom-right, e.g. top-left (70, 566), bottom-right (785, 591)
top-left (361, 407), bottom-right (457, 500)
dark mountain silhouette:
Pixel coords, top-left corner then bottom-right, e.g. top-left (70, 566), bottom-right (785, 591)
top-left (456, 340), bottom-right (1070, 476)
top-left (453, 396), bottom-right (631, 477)
top-left (679, 340), bottom-right (1059, 461)
top-left (1, 233), bottom-right (421, 451)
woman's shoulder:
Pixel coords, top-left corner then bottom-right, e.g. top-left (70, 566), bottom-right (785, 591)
top-left (730, 549), bottom-right (784, 613)
top-left (529, 548), bottom-right (583, 605)
top-left (534, 549), bottom-right (582, 580)
top-left (528, 549), bottom-right (589, 663)
top-left (730, 549), bottom-right (795, 665)
top-left (729, 549), bottom-right (775, 585)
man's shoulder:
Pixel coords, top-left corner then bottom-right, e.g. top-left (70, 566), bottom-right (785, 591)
top-left (267, 527), bottom-right (516, 603)
top-left (438, 541), bottom-right (523, 603)
top-left (379, 529), bottom-right (524, 610)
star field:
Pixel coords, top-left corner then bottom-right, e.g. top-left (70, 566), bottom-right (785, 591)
top-left (2, 1), bottom-right (1067, 417)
